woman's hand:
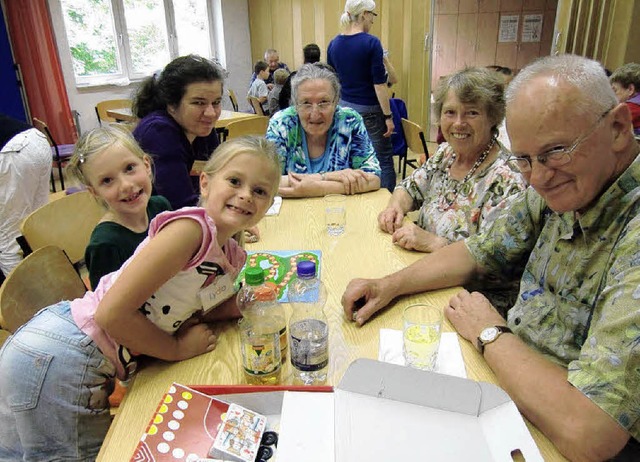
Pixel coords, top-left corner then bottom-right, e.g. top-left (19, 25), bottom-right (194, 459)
top-left (175, 323), bottom-right (217, 360)
top-left (391, 222), bottom-right (448, 252)
top-left (383, 117), bottom-right (394, 138)
top-left (378, 205), bottom-right (405, 234)
top-left (327, 169), bottom-right (370, 195)
top-left (278, 172), bottom-right (320, 197)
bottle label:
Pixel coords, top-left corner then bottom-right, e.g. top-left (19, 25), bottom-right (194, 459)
top-left (279, 326), bottom-right (288, 360)
top-left (290, 320), bottom-right (329, 372)
top-left (241, 333), bottom-right (281, 376)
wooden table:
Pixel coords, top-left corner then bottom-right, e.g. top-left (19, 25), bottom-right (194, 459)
top-left (97, 189), bottom-right (566, 461)
top-left (105, 108), bottom-right (260, 129)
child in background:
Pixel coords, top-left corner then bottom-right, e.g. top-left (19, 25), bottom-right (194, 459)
top-left (248, 60), bottom-right (270, 115)
top-left (610, 62), bottom-right (640, 136)
top-left (267, 68), bottom-right (290, 117)
top-left (67, 126), bottom-right (171, 290)
top-left (0, 136), bottom-right (281, 461)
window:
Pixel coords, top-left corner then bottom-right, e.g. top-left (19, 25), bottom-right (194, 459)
top-left (59, 0), bottom-right (221, 86)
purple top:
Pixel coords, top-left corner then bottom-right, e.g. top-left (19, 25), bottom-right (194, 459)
top-left (133, 110), bottom-right (219, 209)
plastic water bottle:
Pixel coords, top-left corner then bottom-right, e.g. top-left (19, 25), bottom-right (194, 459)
top-left (237, 267), bottom-right (285, 385)
top-left (288, 260), bottom-right (329, 385)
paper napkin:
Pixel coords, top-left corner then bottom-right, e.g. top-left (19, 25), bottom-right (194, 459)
top-left (378, 329), bottom-right (467, 378)
top-left (266, 196), bottom-right (283, 216)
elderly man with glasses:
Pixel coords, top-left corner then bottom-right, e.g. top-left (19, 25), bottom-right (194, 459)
top-left (342, 54), bottom-right (640, 461)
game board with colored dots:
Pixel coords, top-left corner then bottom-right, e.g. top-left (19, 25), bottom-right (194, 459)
top-left (237, 250), bottom-right (322, 302)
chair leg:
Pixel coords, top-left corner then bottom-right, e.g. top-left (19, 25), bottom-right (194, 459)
top-left (50, 169), bottom-right (57, 193)
top-left (58, 162), bottom-right (65, 191)
top-left (402, 153), bottom-right (407, 180)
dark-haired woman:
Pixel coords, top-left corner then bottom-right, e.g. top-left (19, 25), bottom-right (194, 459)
top-left (132, 54), bottom-right (224, 209)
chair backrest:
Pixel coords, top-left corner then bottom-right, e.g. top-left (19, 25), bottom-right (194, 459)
top-left (32, 117), bottom-right (58, 150)
top-left (20, 191), bottom-right (105, 265)
top-left (225, 116), bottom-right (270, 139)
top-left (247, 96), bottom-right (265, 116)
top-left (228, 89), bottom-right (239, 112)
top-left (401, 118), bottom-right (429, 160)
top-left (0, 246), bottom-right (86, 333)
top-left (95, 99), bottom-right (133, 125)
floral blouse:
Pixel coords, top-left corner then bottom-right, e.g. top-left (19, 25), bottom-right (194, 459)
top-left (396, 142), bottom-right (527, 243)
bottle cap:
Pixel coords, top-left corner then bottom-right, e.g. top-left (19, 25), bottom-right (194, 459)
top-left (245, 267), bottom-right (265, 286)
top-left (296, 260), bottom-right (316, 278)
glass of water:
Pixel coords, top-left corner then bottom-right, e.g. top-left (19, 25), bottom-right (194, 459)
top-left (324, 194), bottom-right (346, 236)
top-left (402, 303), bottom-right (443, 371)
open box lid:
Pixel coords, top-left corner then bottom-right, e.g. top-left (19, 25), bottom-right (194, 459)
top-left (333, 359), bottom-right (543, 461)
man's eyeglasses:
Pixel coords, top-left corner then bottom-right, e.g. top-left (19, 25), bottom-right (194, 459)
top-left (365, 10), bottom-right (378, 16)
top-left (505, 109), bottom-right (612, 174)
top-left (296, 102), bottom-right (335, 114)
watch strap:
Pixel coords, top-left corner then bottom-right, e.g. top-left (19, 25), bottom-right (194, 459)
top-left (383, 113), bottom-right (393, 120)
top-left (477, 325), bottom-right (512, 355)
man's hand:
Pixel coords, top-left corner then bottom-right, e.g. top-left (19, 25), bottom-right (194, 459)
top-left (445, 289), bottom-right (506, 348)
top-left (392, 223), bottom-right (448, 253)
top-left (341, 277), bottom-right (395, 326)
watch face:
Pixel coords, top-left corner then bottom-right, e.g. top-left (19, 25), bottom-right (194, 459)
top-left (480, 327), bottom-right (499, 342)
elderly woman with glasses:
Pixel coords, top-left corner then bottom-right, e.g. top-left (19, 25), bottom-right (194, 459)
top-left (379, 67), bottom-right (527, 255)
top-left (266, 63), bottom-right (381, 198)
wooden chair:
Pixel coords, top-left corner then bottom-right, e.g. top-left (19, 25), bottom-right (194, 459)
top-left (401, 118), bottom-right (429, 177)
top-left (32, 117), bottom-right (75, 192)
top-left (228, 89), bottom-right (239, 112)
top-left (95, 99), bottom-right (133, 125)
top-left (247, 95), bottom-right (266, 116)
top-left (225, 116), bottom-right (270, 140)
top-left (19, 190), bottom-right (104, 266)
top-left (0, 246), bottom-right (86, 333)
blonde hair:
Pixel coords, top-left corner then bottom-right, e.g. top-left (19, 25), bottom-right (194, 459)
top-left (201, 136), bottom-right (280, 246)
top-left (340, 0), bottom-right (375, 28)
top-left (67, 125), bottom-right (152, 187)
top-left (201, 136), bottom-right (280, 200)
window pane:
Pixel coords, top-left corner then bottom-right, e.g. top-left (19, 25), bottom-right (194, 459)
top-left (173, 0), bottom-right (211, 58)
top-left (61, 0), bottom-right (121, 77)
top-left (122, 0), bottom-right (170, 75)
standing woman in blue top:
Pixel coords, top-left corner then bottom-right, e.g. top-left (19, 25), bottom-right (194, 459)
top-left (132, 55), bottom-right (224, 209)
top-left (327, 0), bottom-right (396, 191)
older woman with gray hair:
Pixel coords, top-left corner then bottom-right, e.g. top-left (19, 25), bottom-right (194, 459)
top-left (379, 67), bottom-right (527, 253)
top-left (266, 63), bottom-right (381, 197)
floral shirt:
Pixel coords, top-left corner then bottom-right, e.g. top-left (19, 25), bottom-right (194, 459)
top-left (397, 142), bottom-right (527, 243)
top-left (266, 105), bottom-right (381, 176)
top-left (465, 154), bottom-right (640, 441)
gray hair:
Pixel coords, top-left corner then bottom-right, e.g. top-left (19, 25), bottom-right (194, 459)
top-left (506, 54), bottom-right (617, 115)
top-left (340, 0), bottom-right (375, 28)
top-left (433, 67), bottom-right (505, 136)
top-left (291, 63), bottom-right (341, 104)
top-left (264, 49), bottom-right (279, 60)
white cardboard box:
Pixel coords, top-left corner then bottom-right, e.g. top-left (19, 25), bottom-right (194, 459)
top-left (200, 359), bottom-right (543, 461)
top-left (277, 359), bottom-right (543, 462)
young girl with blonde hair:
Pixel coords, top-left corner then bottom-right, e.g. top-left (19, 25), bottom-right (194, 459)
top-left (67, 126), bottom-right (171, 289)
top-left (0, 136), bottom-right (281, 461)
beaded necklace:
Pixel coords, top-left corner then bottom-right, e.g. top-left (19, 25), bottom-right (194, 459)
top-left (441, 137), bottom-right (496, 206)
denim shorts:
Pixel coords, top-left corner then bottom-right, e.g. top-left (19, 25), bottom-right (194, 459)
top-left (0, 301), bottom-right (116, 461)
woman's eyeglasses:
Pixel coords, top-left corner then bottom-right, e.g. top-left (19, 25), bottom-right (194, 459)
top-left (296, 102), bottom-right (334, 114)
top-left (506, 109), bottom-right (612, 173)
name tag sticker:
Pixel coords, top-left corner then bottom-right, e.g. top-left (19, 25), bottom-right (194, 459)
top-left (198, 273), bottom-right (236, 312)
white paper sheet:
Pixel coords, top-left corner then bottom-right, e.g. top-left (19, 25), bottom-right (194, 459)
top-left (378, 330), bottom-right (467, 378)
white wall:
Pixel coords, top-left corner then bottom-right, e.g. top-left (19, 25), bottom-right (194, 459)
top-left (47, 0), bottom-right (253, 135)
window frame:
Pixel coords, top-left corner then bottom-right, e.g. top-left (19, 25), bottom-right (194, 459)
top-left (58, 0), bottom-right (221, 88)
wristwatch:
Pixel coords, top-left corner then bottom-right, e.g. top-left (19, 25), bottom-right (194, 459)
top-left (383, 113), bottom-right (393, 120)
top-left (477, 326), bottom-right (512, 354)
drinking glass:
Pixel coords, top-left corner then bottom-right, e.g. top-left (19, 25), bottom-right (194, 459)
top-left (402, 303), bottom-right (443, 371)
top-left (324, 194), bottom-right (346, 236)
